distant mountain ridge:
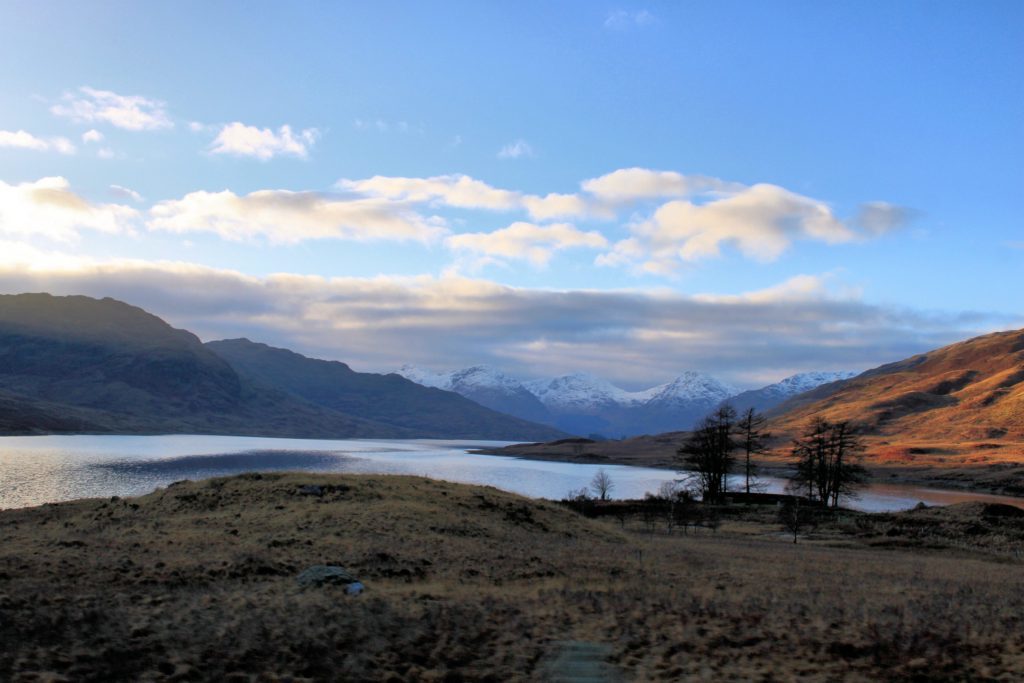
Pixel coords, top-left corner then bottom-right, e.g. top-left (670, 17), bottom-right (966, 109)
top-left (728, 371), bottom-right (857, 415)
top-left (397, 365), bottom-right (850, 436)
top-left (0, 293), bottom-right (563, 440)
top-left (209, 342), bottom-right (562, 439)
top-left (398, 364), bottom-right (552, 424)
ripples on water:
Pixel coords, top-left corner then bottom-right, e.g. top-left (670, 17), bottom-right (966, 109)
top-left (0, 434), bottom-right (1020, 513)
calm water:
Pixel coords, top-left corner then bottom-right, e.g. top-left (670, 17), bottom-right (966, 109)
top-left (1, 434), bottom-right (1021, 513)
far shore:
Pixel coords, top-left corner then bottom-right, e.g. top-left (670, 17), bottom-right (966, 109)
top-left (474, 436), bottom-right (1024, 499)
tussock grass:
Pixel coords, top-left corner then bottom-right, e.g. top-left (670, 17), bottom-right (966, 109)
top-left (1, 473), bottom-right (1023, 680)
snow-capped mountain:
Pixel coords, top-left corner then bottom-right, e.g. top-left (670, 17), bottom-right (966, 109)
top-left (728, 371), bottom-right (858, 414)
top-left (641, 372), bottom-right (738, 407)
top-left (526, 371), bottom-right (735, 412)
top-left (398, 365), bottom-right (856, 438)
top-left (396, 364), bottom-right (450, 389)
top-left (397, 365), bottom-right (551, 424)
top-left (525, 373), bottom-right (639, 411)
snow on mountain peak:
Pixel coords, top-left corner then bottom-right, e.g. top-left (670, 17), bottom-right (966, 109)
top-left (525, 370), bottom-right (735, 410)
top-left (396, 364), bottom-right (451, 389)
top-left (399, 364), bottom-right (856, 419)
top-left (397, 364), bottom-right (532, 394)
top-left (525, 372), bottom-right (636, 409)
top-left (447, 365), bottom-right (529, 392)
top-left (762, 371), bottom-right (856, 397)
top-left (644, 371), bottom-right (738, 405)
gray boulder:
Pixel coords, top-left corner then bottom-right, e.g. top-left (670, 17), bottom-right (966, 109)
top-left (296, 565), bottom-right (358, 587)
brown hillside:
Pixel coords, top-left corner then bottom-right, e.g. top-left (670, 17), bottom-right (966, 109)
top-left (770, 328), bottom-right (1024, 441)
top-left (764, 328), bottom-right (1024, 483)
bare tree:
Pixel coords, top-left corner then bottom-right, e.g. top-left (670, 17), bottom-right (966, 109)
top-left (677, 405), bottom-right (737, 503)
top-left (778, 498), bottom-right (813, 543)
top-left (735, 407), bottom-right (770, 496)
top-left (653, 480), bottom-right (690, 535)
top-left (789, 418), bottom-right (869, 508)
top-left (590, 468), bottom-right (615, 501)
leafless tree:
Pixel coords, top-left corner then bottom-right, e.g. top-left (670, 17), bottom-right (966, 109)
top-left (790, 418), bottom-right (869, 508)
top-left (735, 407), bottom-right (770, 495)
top-left (590, 468), bottom-right (615, 501)
top-left (778, 498), bottom-right (812, 543)
top-left (677, 405), bottom-right (737, 503)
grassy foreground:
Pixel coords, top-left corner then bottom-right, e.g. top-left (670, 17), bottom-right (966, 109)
top-left (2, 473), bottom-right (1023, 681)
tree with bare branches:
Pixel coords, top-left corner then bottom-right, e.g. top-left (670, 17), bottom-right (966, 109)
top-left (590, 468), bottom-right (615, 501)
top-left (677, 405), bottom-right (737, 503)
top-left (735, 407), bottom-right (770, 495)
top-left (789, 418), bottom-right (869, 508)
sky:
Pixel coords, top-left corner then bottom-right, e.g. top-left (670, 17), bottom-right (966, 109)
top-left (0, 0), bottom-right (1021, 389)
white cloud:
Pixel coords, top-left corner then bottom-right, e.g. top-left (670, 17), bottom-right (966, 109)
top-left (209, 122), bottom-right (319, 160)
top-left (446, 222), bottom-right (608, 267)
top-left (0, 252), bottom-right (1008, 388)
top-left (0, 130), bottom-right (76, 154)
top-left (581, 168), bottom-right (738, 203)
top-left (339, 174), bottom-right (521, 211)
top-left (600, 183), bottom-right (856, 272)
top-left (51, 86), bottom-right (173, 131)
top-left (522, 193), bottom-right (593, 220)
top-left (147, 188), bottom-right (447, 244)
top-left (692, 274), bottom-right (838, 304)
top-left (498, 139), bottom-right (534, 159)
top-left (97, 148), bottom-right (115, 159)
top-left (604, 9), bottom-right (655, 30)
top-left (0, 177), bottom-right (138, 242)
top-left (81, 129), bottom-right (104, 144)
top-left (109, 184), bottom-right (144, 203)
top-left (338, 174), bottom-right (594, 222)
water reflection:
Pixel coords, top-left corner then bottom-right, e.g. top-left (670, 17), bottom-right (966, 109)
top-left (0, 434), bottom-right (1020, 513)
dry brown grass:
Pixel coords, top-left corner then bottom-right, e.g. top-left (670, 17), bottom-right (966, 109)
top-left (2, 473), bottom-right (1023, 681)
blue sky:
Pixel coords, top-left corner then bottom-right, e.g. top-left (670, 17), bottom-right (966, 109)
top-left (0, 1), bottom-right (1021, 387)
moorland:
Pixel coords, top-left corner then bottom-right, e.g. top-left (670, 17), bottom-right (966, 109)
top-left (2, 472), bottom-right (1023, 681)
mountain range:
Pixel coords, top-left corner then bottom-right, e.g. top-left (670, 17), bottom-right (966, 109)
top-left (477, 328), bottom-right (1024, 494)
top-left (0, 293), bottom-right (564, 441)
top-left (398, 364), bottom-right (854, 437)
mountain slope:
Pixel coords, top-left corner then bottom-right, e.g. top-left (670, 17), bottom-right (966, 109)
top-left (209, 340), bottom-right (564, 440)
top-left (0, 293), bottom-right (560, 440)
top-left (0, 293), bottom-right (400, 437)
top-left (728, 371), bottom-right (857, 414)
top-left (770, 328), bottom-right (1024, 442)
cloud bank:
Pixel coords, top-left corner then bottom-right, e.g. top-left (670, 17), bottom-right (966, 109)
top-left (1, 170), bottom-right (912, 273)
top-left (0, 248), bottom-right (1009, 388)
top-left (148, 189), bottom-right (446, 244)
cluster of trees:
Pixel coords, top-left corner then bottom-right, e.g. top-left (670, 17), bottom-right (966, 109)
top-left (562, 408), bottom-right (870, 543)
top-left (676, 405), bottom-right (770, 503)
top-left (677, 406), bottom-right (869, 508)
top-left (788, 417), bottom-right (869, 508)
top-left (640, 482), bottom-right (718, 535)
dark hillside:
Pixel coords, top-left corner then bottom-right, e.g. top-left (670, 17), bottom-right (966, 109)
top-left (207, 338), bottom-right (565, 440)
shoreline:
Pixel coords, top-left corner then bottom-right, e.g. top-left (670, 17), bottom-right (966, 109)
top-left (472, 444), bottom-right (1024, 500)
